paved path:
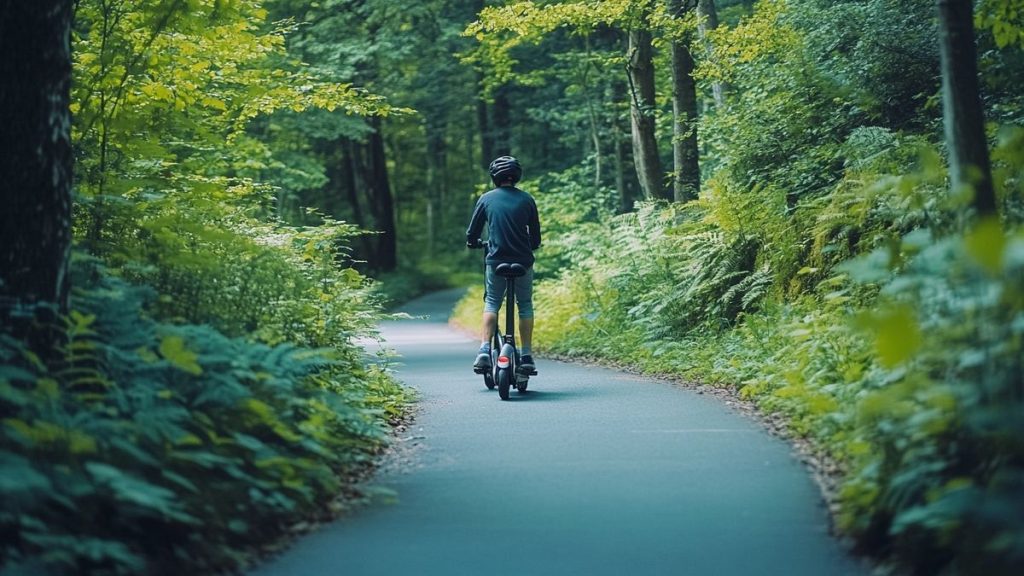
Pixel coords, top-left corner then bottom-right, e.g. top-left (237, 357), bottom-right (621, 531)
top-left (252, 289), bottom-right (866, 576)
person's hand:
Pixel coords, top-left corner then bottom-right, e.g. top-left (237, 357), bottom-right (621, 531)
top-left (467, 239), bottom-right (483, 249)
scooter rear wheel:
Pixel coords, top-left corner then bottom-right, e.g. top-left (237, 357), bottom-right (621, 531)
top-left (496, 368), bottom-right (511, 400)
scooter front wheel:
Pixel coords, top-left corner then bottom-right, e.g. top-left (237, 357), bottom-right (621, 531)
top-left (484, 371), bottom-right (495, 390)
top-left (496, 367), bottom-right (511, 400)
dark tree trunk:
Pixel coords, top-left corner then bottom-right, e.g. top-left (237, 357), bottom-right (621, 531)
top-left (477, 72), bottom-right (494, 169)
top-left (473, 0), bottom-right (493, 169)
top-left (366, 118), bottom-right (397, 272)
top-left (669, 0), bottom-right (701, 202)
top-left (613, 80), bottom-right (642, 213)
top-left (615, 122), bottom-right (640, 213)
top-left (697, 0), bottom-right (726, 108)
top-left (0, 0), bottom-right (74, 352)
top-left (626, 24), bottom-right (667, 200)
top-left (425, 124), bottom-right (448, 255)
top-left (342, 139), bottom-right (376, 264)
top-left (937, 0), bottom-right (996, 217)
top-left (581, 34), bottom-right (603, 188)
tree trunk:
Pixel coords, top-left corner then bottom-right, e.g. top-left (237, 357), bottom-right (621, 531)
top-left (425, 125), bottom-right (447, 256)
top-left (669, 0), bottom-right (701, 202)
top-left (473, 0), bottom-right (493, 169)
top-left (477, 72), bottom-right (494, 169)
top-left (582, 34), bottom-right (603, 189)
top-left (626, 24), bottom-right (667, 200)
top-left (344, 139), bottom-right (378, 266)
top-left (367, 118), bottom-right (397, 272)
top-left (615, 122), bottom-right (636, 213)
top-left (697, 0), bottom-right (726, 108)
top-left (0, 0), bottom-right (74, 352)
top-left (613, 80), bottom-right (642, 213)
top-left (937, 0), bottom-right (996, 217)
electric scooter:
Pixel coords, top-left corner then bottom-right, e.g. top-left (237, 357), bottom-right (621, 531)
top-left (471, 241), bottom-right (536, 400)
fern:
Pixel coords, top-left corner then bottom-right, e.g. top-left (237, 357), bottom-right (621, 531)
top-left (0, 260), bottom-right (407, 575)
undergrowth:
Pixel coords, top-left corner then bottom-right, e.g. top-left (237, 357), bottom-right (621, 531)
top-left (452, 128), bottom-right (1024, 574)
top-left (1, 260), bottom-right (411, 575)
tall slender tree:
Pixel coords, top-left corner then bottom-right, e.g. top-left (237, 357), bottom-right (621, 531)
top-left (613, 79), bottom-right (642, 213)
top-left (366, 118), bottom-right (398, 271)
top-left (0, 0), bottom-right (74, 351)
top-left (668, 0), bottom-right (701, 202)
top-left (626, 2), bottom-right (668, 200)
top-left (697, 0), bottom-right (726, 108)
top-left (936, 0), bottom-right (996, 216)
top-left (474, 0), bottom-right (496, 168)
top-left (478, 73), bottom-right (495, 167)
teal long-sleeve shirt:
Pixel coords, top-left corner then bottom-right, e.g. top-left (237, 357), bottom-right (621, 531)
top-left (466, 186), bottom-right (541, 267)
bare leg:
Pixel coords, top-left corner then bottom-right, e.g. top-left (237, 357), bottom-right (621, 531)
top-left (519, 317), bottom-right (534, 351)
top-left (481, 312), bottom-right (498, 344)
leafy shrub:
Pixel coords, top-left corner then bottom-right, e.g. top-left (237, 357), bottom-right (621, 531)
top-left (0, 262), bottom-right (408, 575)
top-left (450, 98), bottom-right (1024, 573)
top-left (835, 220), bottom-right (1024, 575)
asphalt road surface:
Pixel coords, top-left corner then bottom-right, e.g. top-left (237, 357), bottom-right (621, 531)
top-left (252, 289), bottom-right (867, 576)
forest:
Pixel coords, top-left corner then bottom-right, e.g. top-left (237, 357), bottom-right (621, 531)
top-left (1, 0), bottom-right (1022, 574)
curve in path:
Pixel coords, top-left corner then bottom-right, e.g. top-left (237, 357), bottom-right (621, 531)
top-left (252, 289), bottom-right (866, 576)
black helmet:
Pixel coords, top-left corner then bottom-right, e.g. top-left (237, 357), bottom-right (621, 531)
top-left (488, 155), bottom-right (522, 185)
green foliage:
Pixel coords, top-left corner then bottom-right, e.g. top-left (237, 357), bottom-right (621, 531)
top-left (0, 2), bottom-right (418, 572)
top-left (29, 0), bottom-right (1024, 573)
top-left (1, 262), bottom-right (410, 575)
top-left (833, 216), bottom-right (1024, 574)
top-left (700, 0), bottom-right (939, 210)
top-left (454, 3), bottom-right (1024, 558)
top-left (977, 0), bottom-right (1024, 49)
top-left (68, 0), bottom-right (401, 360)
top-left (371, 263), bottom-right (475, 309)
top-left (459, 129), bottom-right (1024, 575)
top-left (71, 0), bottom-right (408, 256)
top-left (464, 0), bottom-right (633, 90)
top-left (530, 164), bottom-right (617, 279)
top-left (110, 200), bottom-right (378, 352)
top-left (263, 0), bottom-right (489, 269)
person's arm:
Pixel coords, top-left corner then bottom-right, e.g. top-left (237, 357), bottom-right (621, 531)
top-left (466, 196), bottom-right (486, 248)
top-left (529, 199), bottom-right (541, 251)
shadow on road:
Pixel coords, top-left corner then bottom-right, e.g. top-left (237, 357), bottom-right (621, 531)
top-left (476, 389), bottom-right (594, 402)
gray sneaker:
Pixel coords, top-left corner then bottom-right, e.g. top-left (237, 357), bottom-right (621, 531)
top-left (473, 352), bottom-right (491, 371)
top-left (518, 355), bottom-right (536, 374)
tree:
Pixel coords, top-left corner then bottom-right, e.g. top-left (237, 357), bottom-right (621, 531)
top-left (366, 118), bottom-right (398, 271)
top-left (627, 2), bottom-right (669, 200)
top-left (0, 0), bottom-right (74, 350)
top-left (937, 0), bottom-right (997, 216)
top-left (667, 0), bottom-right (700, 202)
top-left (262, 0), bottom-right (426, 272)
top-left (468, 0), bottom-right (694, 203)
top-left (697, 0), bottom-right (726, 108)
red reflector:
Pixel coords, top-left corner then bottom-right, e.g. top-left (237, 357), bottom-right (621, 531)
top-left (498, 356), bottom-right (510, 364)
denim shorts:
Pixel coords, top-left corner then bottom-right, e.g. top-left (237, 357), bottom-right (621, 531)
top-left (484, 265), bottom-right (534, 319)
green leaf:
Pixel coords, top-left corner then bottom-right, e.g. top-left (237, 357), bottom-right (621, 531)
top-left (861, 306), bottom-right (922, 368)
top-left (0, 452), bottom-right (52, 494)
top-left (85, 462), bottom-right (198, 524)
top-left (159, 335), bottom-right (202, 375)
top-left (965, 217), bottom-right (1006, 275)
